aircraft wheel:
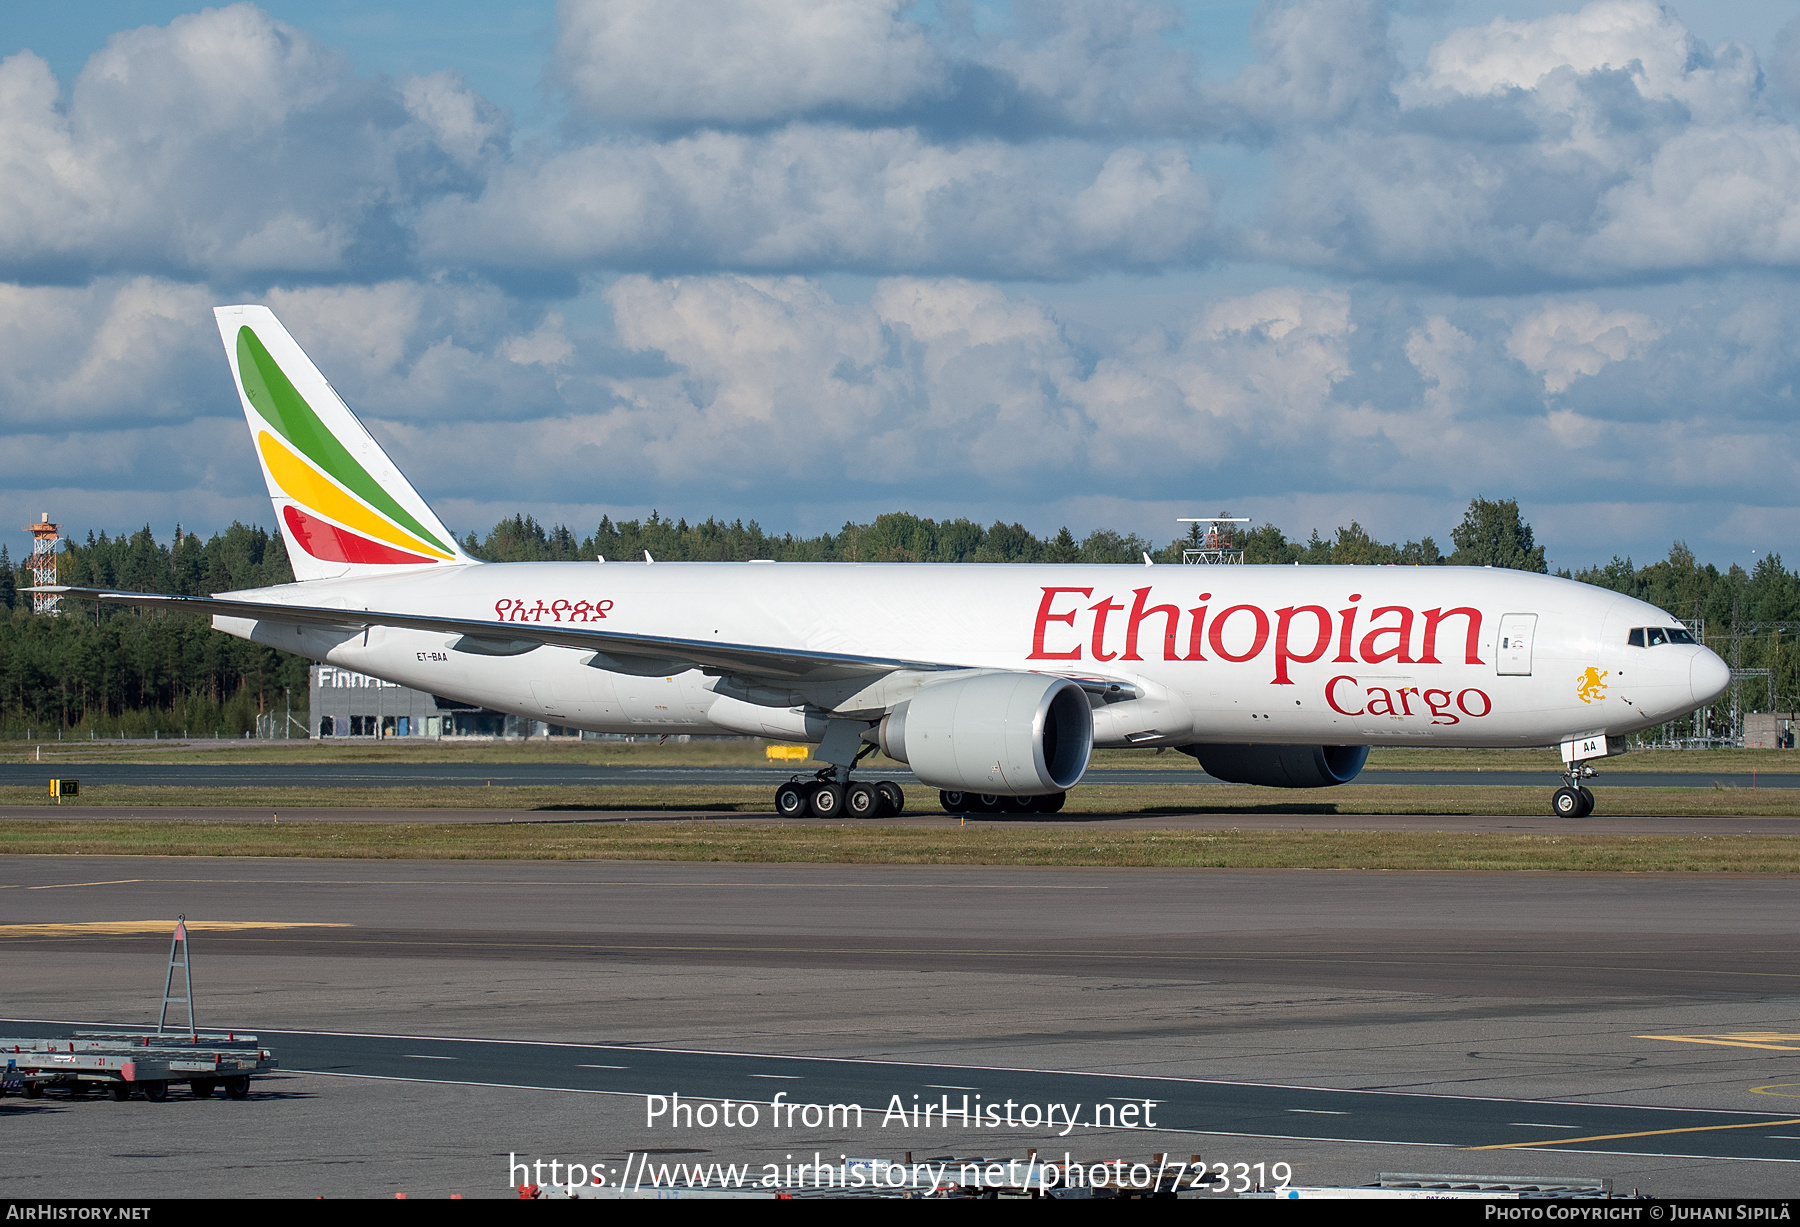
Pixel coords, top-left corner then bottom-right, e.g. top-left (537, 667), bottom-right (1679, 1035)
top-left (1037, 791), bottom-right (1066, 814)
top-left (1003, 795), bottom-right (1037, 813)
top-left (973, 794), bottom-right (1004, 814)
top-left (940, 790), bottom-right (967, 813)
top-left (774, 783), bottom-right (808, 818)
top-left (846, 781), bottom-right (881, 819)
top-left (876, 781), bottom-right (904, 816)
top-left (810, 783), bottom-right (844, 818)
top-left (1552, 787), bottom-right (1583, 818)
top-left (1577, 786), bottom-right (1595, 817)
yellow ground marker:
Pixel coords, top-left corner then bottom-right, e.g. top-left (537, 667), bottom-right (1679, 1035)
top-left (1637, 1032), bottom-right (1800, 1052)
top-left (1, 921), bottom-right (349, 937)
top-left (1471, 1117), bottom-right (1800, 1150)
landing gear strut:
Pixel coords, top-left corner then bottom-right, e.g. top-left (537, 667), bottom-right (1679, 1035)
top-left (1552, 760), bottom-right (1598, 818)
top-left (774, 747), bottom-right (904, 819)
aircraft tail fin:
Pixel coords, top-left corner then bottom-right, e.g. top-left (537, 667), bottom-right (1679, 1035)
top-left (214, 305), bottom-right (474, 582)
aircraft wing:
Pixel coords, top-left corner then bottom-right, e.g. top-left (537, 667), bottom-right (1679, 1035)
top-left (32, 587), bottom-right (948, 684)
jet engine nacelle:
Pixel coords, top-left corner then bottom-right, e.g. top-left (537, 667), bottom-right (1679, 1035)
top-left (1182, 743), bottom-right (1369, 788)
top-left (879, 672), bottom-right (1093, 796)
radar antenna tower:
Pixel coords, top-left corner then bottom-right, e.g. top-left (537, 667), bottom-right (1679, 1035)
top-left (1178, 514), bottom-right (1249, 565)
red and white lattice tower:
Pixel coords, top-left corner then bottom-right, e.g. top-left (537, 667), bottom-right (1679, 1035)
top-left (25, 513), bottom-right (61, 615)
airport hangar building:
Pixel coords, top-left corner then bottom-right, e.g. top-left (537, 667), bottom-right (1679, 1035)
top-left (308, 664), bottom-right (570, 739)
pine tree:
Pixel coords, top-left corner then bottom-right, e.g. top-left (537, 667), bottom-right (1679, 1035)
top-left (1448, 498), bottom-right (1547, 572)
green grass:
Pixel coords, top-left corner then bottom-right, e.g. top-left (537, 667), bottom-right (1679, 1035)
top-left (4, 781), bottom-right (1800, 817)
top-left (0, 737), bottom-right (779, 767)
top-left (2, 737), bottom-right (1795, 774)
top-left (1359, 746), bottom-right (1795, 773)
top-left (2, 819), bottom-right (1798, 872)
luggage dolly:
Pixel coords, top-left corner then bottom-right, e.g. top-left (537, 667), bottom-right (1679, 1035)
top-left (0, 915), bottom-right (278, 1102)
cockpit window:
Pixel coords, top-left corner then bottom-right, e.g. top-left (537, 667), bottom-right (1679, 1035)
top-left (1629, 626), bottom-right (1697, 647)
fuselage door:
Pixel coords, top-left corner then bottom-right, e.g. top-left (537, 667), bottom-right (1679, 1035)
top-left (1496, 613), bottom-right (1537, 676)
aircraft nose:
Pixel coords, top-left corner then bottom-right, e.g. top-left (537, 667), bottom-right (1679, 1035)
top-left (1691, 649), bottom-right (1730, 706)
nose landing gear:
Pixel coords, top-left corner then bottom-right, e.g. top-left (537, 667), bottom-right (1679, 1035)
top-left (1552, 761), bottom-right (1598, 818)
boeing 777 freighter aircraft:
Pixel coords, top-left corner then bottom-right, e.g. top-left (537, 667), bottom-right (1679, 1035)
top-left (39, 307), bottom-right (1731, 819)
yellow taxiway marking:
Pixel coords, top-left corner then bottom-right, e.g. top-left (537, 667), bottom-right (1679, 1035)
top-left (1471, 1118), bottom-right (1800, 1150)
top-left (25, 879), bottom-right (146, 891)
top-left (1638, 1033), bottom-right (1800, 1052)
top-left (0, 921), bottom-right (349, 937)
top-left (1752, 1084), bottom-right (1800, 1098)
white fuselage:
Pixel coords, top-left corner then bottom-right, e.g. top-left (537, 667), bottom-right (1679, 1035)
top-left (218, 562), bottom-right (1729, 749)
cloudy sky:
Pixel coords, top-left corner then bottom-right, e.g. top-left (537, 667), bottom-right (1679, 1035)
top-left (3, 0), bottom-right (1798, 571)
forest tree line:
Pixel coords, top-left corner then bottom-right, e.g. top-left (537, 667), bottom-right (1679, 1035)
top-left (0, 499), bottom-right (1793, 734)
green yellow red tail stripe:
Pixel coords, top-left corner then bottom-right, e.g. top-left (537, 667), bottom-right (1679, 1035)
top-left (256, 431), bottom-right (452, 560)
top-left (216, 304), bottom-right (471, 578)
top-left (235, 326), bottom-right (453, 558)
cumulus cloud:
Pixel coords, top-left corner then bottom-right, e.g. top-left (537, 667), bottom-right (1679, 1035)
top-left (1253, 0), bottom-right (1800, 287)
top-left (1214, 0), bottom-right (1397, 134)
top-left (1405, 315), bottom-right (1474, 410)
top-left (418, 127), bottom-right (1215, 277)
top-left (1506, 300), bottom-right (1665, 393)
top-left (0, 4), bottom-right (504, 283)
top-left (554, 0), bottom-right (1211, 138)
top-left (580, 275), bottom-right (1800, 518)
top-left (1409, 0), bottom-right (1729, 110)
top-left (556, 0), bottom-right (944, 127)
top-left (15, 1), bottom-right (1800, 292)
top-left (0, 277), bottom-right (216, 431)
top-left (256, 280), bottom-right (586, 429)
top-left (416, 1), bottom-right (1226, 278)
top-left (586, 275), bottom-right (1086, 488)
top-left (16, 3), bottom-right (1800, 569)
top-left (550, 0), bottom-right (1800, 289)
top-left (6, 269), bottom-right (1800, 568)
top-left (938, 0), bottom-right (1210, 137)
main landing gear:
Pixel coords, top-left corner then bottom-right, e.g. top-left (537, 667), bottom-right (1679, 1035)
top-left (938, 791), bottom-right (1066, 815)
top-left (774, 767), bottom-right (905, 819)
top-left (1552, 760), bottom-right (1598, 819)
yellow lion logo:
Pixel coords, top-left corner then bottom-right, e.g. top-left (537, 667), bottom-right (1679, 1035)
top-left (1577, 667), bottom-right (1607, 704)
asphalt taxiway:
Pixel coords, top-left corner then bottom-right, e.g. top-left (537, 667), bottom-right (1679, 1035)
top-left (5, 858), bottom-right (1800, 1196)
